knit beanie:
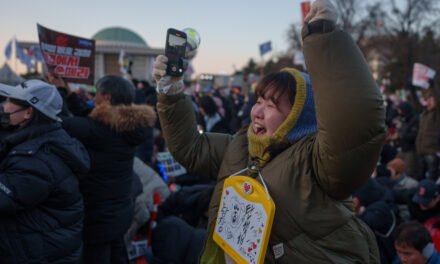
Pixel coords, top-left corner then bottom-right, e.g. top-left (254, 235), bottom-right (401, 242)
top-left (248, 68), bottom-right (317, 167)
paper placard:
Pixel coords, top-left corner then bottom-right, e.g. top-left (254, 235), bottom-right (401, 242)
top-left (412, 63), bottom-right (436, 89)
top-left (156, 152), bottom-right (187, 178)
top-left (213, 176), bottom-right (275, 264)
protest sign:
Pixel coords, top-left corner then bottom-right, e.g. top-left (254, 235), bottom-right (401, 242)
top-left (412, 63), bottom-right (436, 89)
top-left (37, 24), bottom-right (95, 84)
top-left (214, 176), bottom-right (275, 264)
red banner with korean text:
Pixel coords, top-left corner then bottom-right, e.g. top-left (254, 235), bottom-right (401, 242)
top-left (37, 24), bottom-right (95, 84)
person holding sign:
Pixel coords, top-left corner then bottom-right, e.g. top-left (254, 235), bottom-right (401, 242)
top-left (153, 0), bottom-right (385, 262)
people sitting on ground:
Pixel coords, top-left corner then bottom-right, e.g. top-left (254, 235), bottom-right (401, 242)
top-left (353, 178), bottom-right (398, 264)
top-left (387, 157), bottom-right (419, 221)
top-left (409, 179), bottom-right (440, 224)
top-left (393, 221), bottom-right (440, 264)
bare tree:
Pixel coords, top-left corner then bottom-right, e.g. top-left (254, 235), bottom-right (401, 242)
top-left (286, 23), bottom-right (302, 52)
top-left (386, 0), bottom-right (440, 34)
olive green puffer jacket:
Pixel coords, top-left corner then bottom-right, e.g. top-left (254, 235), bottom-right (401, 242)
top-left (157, 30), bottom-right (385, 263)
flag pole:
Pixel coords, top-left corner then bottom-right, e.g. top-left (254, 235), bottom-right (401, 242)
top-left (260, 53), bottom-right (264, 77)
top-left (14, 37), bottom-right (18, 74)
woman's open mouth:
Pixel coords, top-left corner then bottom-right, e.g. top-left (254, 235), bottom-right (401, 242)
top-left (254, 124), bottom-right (266, 135)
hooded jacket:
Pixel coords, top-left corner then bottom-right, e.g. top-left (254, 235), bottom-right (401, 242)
top-left (0, 123), bottom-right (90, 263)
top-left (63, 102), bottom-right (156, 244)
top-left (157, 30), bottom-right (385, 263)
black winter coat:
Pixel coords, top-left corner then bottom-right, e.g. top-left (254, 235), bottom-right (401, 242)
top-left (397, 102), bottom-right (419, 152)
top-left (63, 102), bottom-right (156, 244)
top-left (0, 123), bottom-right (90, 263)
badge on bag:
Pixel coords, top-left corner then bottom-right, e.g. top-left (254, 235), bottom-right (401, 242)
top-left (213, 175), bottom-right (275, 264)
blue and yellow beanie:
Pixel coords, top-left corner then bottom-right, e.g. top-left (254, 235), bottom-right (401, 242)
top-left (248, 68), bottom-right (317, 166)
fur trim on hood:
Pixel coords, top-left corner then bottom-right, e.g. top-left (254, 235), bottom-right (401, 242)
top-left (89, 102), bottom-right (156, 132)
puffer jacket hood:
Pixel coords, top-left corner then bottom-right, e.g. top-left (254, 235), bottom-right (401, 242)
top-left (89, 102), bottom-right (156, 146)
top-left (89, 102), bottom-right (156, 132)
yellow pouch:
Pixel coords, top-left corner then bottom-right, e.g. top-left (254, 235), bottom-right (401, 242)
top-left (213, 175), bottom-right (275, 264)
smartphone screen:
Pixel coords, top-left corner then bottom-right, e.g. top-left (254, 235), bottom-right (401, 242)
top-left (165, 29), bottom-right (187, 77)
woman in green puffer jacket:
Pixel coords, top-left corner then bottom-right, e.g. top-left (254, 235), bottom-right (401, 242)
top-left (152, 1), bottom-right (385, 263)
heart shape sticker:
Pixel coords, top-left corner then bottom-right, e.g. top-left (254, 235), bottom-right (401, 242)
top-left (242, 182), bottom-right (252, 195)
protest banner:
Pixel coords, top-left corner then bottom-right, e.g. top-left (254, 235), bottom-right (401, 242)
top-left (412, 63), bottom-right (436, 89)
top-left (37, 24), bottom-right (95, 84)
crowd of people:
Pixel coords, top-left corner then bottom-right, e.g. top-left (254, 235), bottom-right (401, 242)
top-left (0, 0), bottom-right (440, 263)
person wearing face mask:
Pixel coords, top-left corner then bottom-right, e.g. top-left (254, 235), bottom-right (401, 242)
top-left (0, 80), bottom-right (90, 263)
top-left (152, 0), bottom-right (385, 263)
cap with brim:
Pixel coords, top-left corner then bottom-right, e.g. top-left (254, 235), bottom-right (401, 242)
top-left (413, 194), bottom-right (434, 207)
top-left (0, 80), bottom-right (62, 122)
top-left (0, 83), bottom-right (26, 100)
top-left (412, 179), bottom-right (439, 206)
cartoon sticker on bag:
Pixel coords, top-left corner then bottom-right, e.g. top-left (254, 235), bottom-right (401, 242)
top-left (213, 175), bottom-right (275, 264)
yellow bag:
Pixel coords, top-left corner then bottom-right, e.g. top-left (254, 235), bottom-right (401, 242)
top-left (213, 175), bottom-right (275, 264)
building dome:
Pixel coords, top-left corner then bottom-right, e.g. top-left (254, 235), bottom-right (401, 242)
top-left (92, 27), bottom-right (147, 46)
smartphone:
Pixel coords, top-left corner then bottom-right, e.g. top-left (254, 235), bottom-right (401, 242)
top-left (165, 28), bottom-right (187, 77)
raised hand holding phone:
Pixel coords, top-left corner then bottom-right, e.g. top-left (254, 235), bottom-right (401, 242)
top-left (154, 28), bottom-right (200, 95)
top-left (165, 28), bottom-right (187, 77)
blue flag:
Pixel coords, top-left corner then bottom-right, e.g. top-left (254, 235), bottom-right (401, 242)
top-left (259, 41), bottom-right (272, 56)
top-left (29, 45), bottom-right (44, 62)
top-left (4, 39), bottom-right (13, 60)
top-left (15, 41), bottom-right (33, 68)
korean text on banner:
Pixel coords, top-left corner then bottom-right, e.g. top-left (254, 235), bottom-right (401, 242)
top-left (412, 63), bottom-right (436, 89)
top-left (37, 24), bottom-right (95, 85)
